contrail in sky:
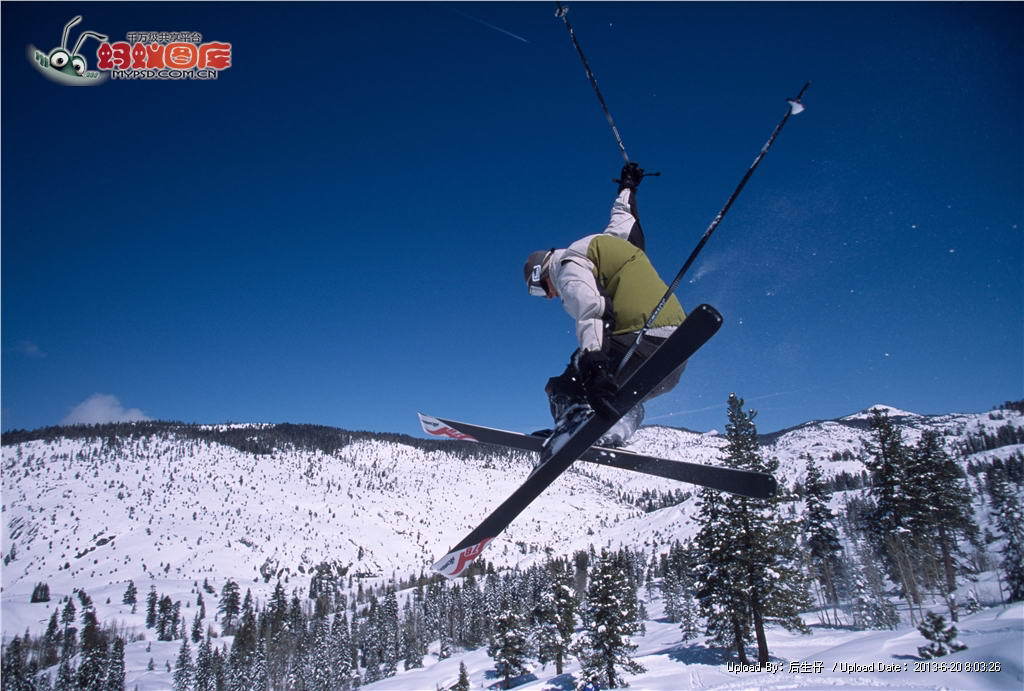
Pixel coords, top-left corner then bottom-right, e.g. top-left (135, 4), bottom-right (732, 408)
top-left (451, 8), bottom-right (531, 44)
top-left (648, 388), bottom-right (811, 422)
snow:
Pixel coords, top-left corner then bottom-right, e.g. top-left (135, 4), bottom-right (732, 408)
top-left (3, 403), bottom-right (1023, 689)
top-left (842, 405), bottom-right (921, 421)
top-left (360, 603), bottom-right (1024, 691)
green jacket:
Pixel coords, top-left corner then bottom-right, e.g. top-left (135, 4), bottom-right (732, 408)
top-left (548, 188), bottom-right (686, 352)
top-left (584, 234), bottom-right (686, 335)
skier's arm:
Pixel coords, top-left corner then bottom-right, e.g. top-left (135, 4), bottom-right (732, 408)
top-left (602, 183), bottom-right (644, 250)
top-left (556, 261), bottom-right (606, 352)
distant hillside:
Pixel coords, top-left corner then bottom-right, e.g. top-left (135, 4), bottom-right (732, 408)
top-left (3, 403), bottom-right (1021, 598)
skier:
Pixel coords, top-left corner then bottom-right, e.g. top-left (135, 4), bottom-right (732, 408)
top-left (523, 162), bottom-right (687, 446)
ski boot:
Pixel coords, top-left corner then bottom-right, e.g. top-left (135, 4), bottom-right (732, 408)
top-left (534, 394), bottom-right (593, 466)
top-left (595, 403), bottom-right (644, 448)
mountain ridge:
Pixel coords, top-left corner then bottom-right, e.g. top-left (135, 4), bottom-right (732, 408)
top-left (3, 403), bottom-right (1021, 599)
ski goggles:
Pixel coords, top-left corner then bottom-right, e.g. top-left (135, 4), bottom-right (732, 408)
top-left (526, 249), bottom-right (554, 296)
top-left (528, 275), bottom-right (548, 297)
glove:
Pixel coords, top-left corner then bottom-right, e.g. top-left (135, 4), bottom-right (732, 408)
top-left (577, 350), bottom-right (620, 420)
top-left (615, 162), bottom-right (645, 191)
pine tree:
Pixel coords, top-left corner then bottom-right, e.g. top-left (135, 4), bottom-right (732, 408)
top-left (916, 611), bottom-right (967, 659)
top-left (31, 582), bottom-right (52, 603)
top-left (847, 538), bottom-right (899, 630)
top-left (2, 636), bottom-right (29, 691)
top-left (488, 598), bottom-right (531, 690)
top-left (268, 580), bottom-right (288, 636)
top-left (380, 589), bottom-right (400, 678)
top-left (156, 595), bottom-right (174, 641)
top-left (218, 580), bottom-right (241, 633)
top-left (692, 484), bottom-right (750, 661)
top-left (41, 609), bottom-right (61, 668)
top-left (105, 637), bottom-right (126, 691)
top-left (173, 637), bottom-right (193, 691)
top-left (678, 589), bottom-right (701, 643)
top-left (146, 586), bottom-right (158, 628)
top-left (330, 612), bottom-right (354, 691)
top-left (122, 581), bottom-right (138, 613)
top-left (192, 611), bottom-right (204, 643)
top-left (551, 561), bottom-right (577, 675)
top-left (908, 430), bottom-right (977, 620)
top-left (573, 550), bottom-right (645, 689)
top-left (863, 408), bottom-right (922, 617)
top-left (228, 590), bottom-right (259, 690)
top-left (661, 569), bottom-right (682, 623)
top-left (250, 635), bottom-right (269, 691)
top-left (401, 598), bottom-right (424, 670)
top-left (987, 468), bottom-right (1024, 601)
top-left (802, 455), bottom-right (845, 625)
top-left (361, 600), bottom-right (383, 684)
top-left (211, 647), bottom-right (227, 691)
top-left (36, 670), bottom-right (54, 691)
top-left (59, 597), bottom-right (77, 661)
top-left (194, 634), bottom-right (214, 691)
top-left (77, 609), bottom-right (109, 689)
top-left (172, 600), bottom-right (183, 640)
top-left (692, 394), bottom-right (811, 664)
top-left (531, 589), bottom-right (563, 674)
top-left (461, 574), bottom-right (488, 648)
top-left (54, 654), bottom-right (76, 691)
top-left (454, 660), bottom-right (471, 691)
top-left (307, 616), bottom-right (334, 691)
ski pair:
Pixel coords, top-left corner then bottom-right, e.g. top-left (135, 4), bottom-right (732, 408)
top-left (418, 415), bottom-right (775, 499)
top-left (427, 304), bottom-right (749, 577)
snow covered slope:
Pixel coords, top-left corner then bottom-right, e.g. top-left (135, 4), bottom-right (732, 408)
top-left (1, 433), bottom-right (641, 598)
top-left (362, 598), bottom-right (1024, 691)
top-left (3, 404), bottom-right (1022, 690)
top-left (2, 405), bottom-right (1021, 624)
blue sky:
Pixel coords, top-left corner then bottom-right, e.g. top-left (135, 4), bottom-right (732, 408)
top-left (2, 2), bottom-right (1021, 438)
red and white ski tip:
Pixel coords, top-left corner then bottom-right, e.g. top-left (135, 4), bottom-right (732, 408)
top-left (418, 413), bottom-right (478, 441)
top-left (432, 537), bottom-right (493, 578)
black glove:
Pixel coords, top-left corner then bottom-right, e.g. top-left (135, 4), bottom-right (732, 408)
top-left (615, 162), bottom-right (645, 191)
top-left (577, 350), bottom-right (620, 420)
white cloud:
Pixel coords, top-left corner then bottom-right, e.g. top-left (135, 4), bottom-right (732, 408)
top-left (14, 341), bottom-right (46, 358)
top-left (61, 394), bottom-right (151, 425)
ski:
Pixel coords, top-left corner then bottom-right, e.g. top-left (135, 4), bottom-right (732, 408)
top-left (430, 303), bottom-right (723, 577)
top-left (418, 414), bottom-right (776, 499)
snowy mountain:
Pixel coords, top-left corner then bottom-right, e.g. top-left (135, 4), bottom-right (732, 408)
top-left (2, 404), bottom-right (1022, 689)
top-left (3, 405), bottom-right (1021, 600)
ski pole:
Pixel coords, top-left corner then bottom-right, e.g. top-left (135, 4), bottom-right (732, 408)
top-left (616, 82), bottom-right (812, 377)
top-left (555, 3), bottom-right (630, 164)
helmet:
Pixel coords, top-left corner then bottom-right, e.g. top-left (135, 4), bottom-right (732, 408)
top-left (523, 249), bottom-right (554, 296)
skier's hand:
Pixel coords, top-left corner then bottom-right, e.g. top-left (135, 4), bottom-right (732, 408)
top-left (615, 162), bottom-right (645, 191)
top-left (578, 350), bottom-right (620, 420)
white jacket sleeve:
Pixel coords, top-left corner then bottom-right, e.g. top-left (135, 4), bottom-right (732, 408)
top-left (602, 188), bottom-right (644, 250)
top-left (555, 259), bottom-right (605, 353)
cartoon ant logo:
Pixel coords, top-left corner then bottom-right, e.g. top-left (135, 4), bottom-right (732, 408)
top-left (27, 16), bottom-right (109, 85)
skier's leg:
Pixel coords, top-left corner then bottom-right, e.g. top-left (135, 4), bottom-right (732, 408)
top-left (599, 333), bottom-right (688, 445)
top-left (544, 352), bottom-right (592, 427)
